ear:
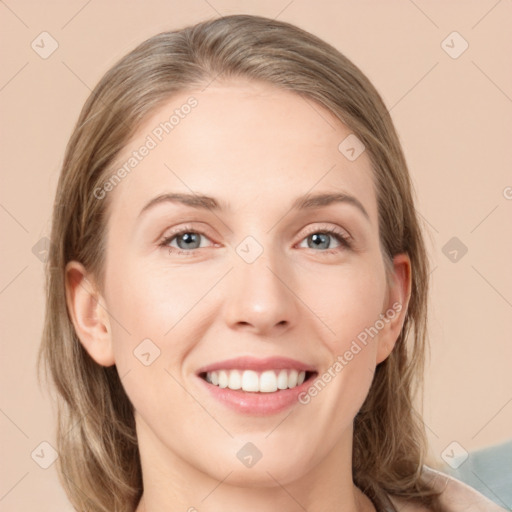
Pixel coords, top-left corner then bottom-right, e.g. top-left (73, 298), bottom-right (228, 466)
top-left (65, 261), bottom-right (115, 367)
top-left (375, 253), bottom-right (412, 365)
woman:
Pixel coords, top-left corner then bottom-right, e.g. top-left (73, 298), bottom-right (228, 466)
top-left (37, 14), bottom-right (505, 512)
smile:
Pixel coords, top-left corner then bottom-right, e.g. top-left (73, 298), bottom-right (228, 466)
top-left (200, 369), bottom-right (316, 393)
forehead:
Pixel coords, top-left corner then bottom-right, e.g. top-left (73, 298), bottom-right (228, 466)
top-left (106, 80), bottom-right (378, 226)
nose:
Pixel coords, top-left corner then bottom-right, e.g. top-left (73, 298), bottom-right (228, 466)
top-left (222, 249), bottom-right (300, 337)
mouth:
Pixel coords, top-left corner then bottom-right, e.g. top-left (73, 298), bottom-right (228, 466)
top-left (198, 369), bottom-right (318, 393)
top-left (194, 355), bottom-right (319, 415)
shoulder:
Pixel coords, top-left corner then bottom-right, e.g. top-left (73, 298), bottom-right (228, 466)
top-left (387, 494), bottom-right (432, 511)
top-left (422, 465), bottom-right (507, 512)
top-left (387, 465), bottom-right (508, 512)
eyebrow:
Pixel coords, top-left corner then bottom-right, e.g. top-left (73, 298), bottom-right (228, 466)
top-left (292, 192), bottom-right (370, 221)
top-left (137, 191), bottom-right (370, 222)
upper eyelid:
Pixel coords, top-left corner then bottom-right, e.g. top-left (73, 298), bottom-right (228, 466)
top-left (161, 224), bottom-right (214, 242)
top-left (161, 223), bottom-right (351, 247)
top-left (300, 223), bottom-right (351, 239)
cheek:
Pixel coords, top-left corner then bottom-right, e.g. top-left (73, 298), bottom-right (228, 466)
top-left (298, 259), bottom-right (387, 352)
top-left (301, 262), bottom-right (387, 427)
top-left (299, 266), bottom-right (385, 434)
top-left (102, 258), bottom-right (179, 376)
top-left (106, 255), bottom-right (212, 339)
top-left (104, 257), bottom-right (222, 396)
top-left (103, 261), bottom-right (201, 433)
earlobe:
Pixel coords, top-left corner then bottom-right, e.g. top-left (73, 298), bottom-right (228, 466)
top-left (65, 261), bottom-right (115, 367)
top-left (376, 253), bottom-right (412, 364)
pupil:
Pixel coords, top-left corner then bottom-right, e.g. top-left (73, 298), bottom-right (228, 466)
top-left (310, 233), bottom-right (329, 249)
top-left (178, 232), bottom-right (200, 250)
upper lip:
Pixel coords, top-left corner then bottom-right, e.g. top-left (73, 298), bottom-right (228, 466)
top-left (196, 356), bottom-right (317, 374)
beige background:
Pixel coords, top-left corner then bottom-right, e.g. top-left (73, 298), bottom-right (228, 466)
top-left (1, 0), bottom-right (511, 510)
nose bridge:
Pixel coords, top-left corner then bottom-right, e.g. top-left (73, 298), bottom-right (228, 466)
top-left (223, 235), bottom-right (298, 334)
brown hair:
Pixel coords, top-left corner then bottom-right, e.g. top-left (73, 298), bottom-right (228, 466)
top-left (37, 13), bottom-right (441, 511)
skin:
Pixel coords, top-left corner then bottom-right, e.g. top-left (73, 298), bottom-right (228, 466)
top-left (66, 79), bottom-right (412, 512)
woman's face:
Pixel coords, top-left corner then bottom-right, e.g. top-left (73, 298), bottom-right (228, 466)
top-left (69, 79), bottom-right (410, 489)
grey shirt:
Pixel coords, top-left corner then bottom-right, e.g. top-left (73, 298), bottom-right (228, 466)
top-left (382, 465), bottom-right (508, 512)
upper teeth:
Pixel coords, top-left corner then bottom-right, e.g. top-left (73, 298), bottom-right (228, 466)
top-left (205, 369), bottom-right (307, 393)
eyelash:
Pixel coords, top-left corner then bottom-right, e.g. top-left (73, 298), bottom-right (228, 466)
top-left (159, 224), bottom-right (352, 257)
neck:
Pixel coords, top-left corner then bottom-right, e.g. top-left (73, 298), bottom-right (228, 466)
top-left (134, 415), bottom-right (376, 512)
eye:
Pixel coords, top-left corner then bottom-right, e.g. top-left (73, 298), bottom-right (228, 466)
top-left (159, 225), bottom-right (214, 256)
top-left (159, 223), bottom-right (352, 257)
top-left (297, 225), bottom-right (352, 254)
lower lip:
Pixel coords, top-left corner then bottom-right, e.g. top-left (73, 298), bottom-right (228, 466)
top-left (195, 374), bottom-right (316, 416)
